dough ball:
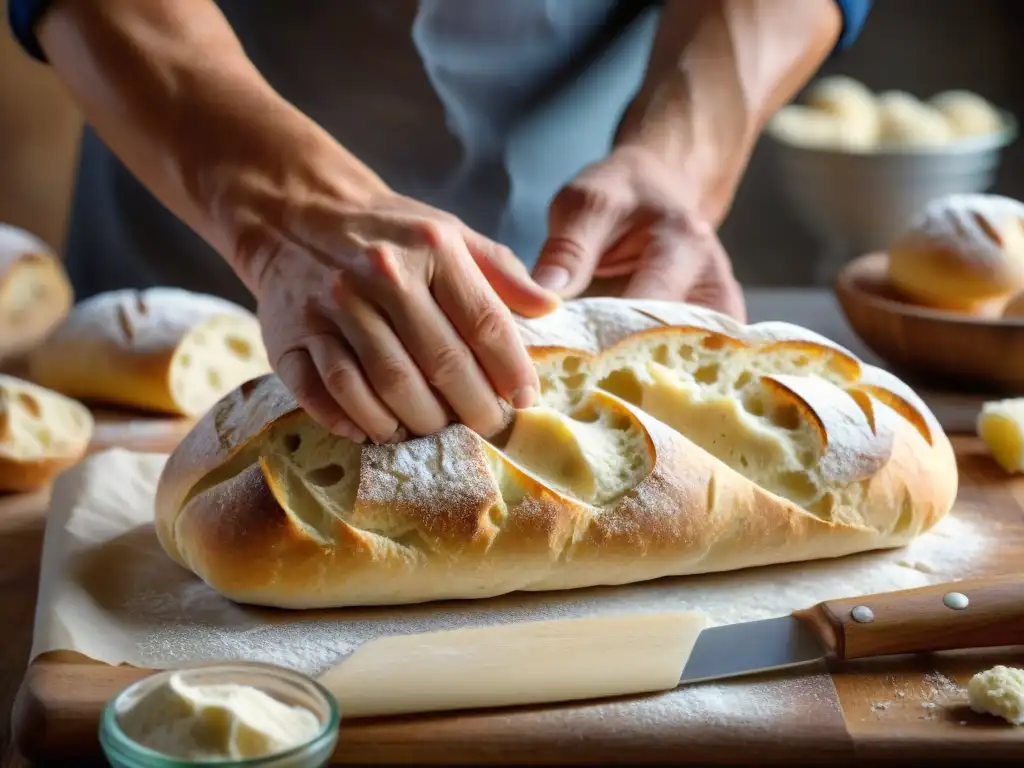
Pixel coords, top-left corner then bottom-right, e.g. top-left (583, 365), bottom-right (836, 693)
top-left (929, 90), bottom-right (1006, 138)
top-left (887, 193), bottom-right (1024, 312)
top-left (805, 75), bottom-right (879, 125)
top-left (876, 90), bottom-right (955, 148)
top-left (766, 104), bottom-right (877, 152)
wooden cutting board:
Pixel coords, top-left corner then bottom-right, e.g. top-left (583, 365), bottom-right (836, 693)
top-left (6, 435), bottom-right (1024, 765)
top-left (0, 408), bottom-right (193, 767)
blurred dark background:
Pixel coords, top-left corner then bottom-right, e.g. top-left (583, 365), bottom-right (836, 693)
top-left (2, 0), bottom-right (1022, 289)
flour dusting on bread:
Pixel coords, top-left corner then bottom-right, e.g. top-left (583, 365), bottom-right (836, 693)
top-left (155, 298), bottom-right (958, 609)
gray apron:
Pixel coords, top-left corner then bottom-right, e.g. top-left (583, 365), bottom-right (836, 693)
top-left (63, 0), bottom-right (661, 310)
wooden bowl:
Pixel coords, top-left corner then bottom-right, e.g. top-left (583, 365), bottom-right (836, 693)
top-left (834, 252), bottom-right (1024, 394)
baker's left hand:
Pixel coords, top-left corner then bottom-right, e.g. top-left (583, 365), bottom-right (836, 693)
top-left (532, 146), bottom-right (746, 322)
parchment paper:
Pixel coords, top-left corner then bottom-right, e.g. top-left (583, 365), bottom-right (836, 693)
top-left (31, 448), bottom-right (995, 681)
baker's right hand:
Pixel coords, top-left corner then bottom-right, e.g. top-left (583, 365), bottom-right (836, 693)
top-left (246, 192), bottom-right (560, 444)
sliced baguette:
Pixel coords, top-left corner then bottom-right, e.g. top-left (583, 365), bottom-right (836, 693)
top-left (27, 288), bottom-right (271, 417)
top-left (0, 374), bottom-right (93, 492)
top-left (0, 224), bottom-right (73, 360)
top-left (154, 298), bottom-right (958, 609)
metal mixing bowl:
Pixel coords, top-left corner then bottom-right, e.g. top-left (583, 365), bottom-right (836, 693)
top-left (767, 111), bottom-right (1019, 256)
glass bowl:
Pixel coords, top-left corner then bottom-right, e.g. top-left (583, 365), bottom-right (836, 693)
top-left (99, 662), bottom-right (340, 768)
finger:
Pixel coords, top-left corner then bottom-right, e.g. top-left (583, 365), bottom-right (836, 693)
top-left (330, 274), bottom-right (451, 437)
top-left (686, 251), bottom-right (748, 322)
top-left (275, 348), bottom-right (367, 442)
top-left (621, 225), bottom-right (708, 302)
top-left (367, 242), bottom-right (513, 437)
top-left (533, 185), bottom-right (620, 298)
top-left (462, 232), bottom-right (560, 318)
top-left (304, 333), bottom-right (401, 443)
top-left (431, 239), bottom-right (540, 414)
top-left (593, 228), bottom-right (651, 277)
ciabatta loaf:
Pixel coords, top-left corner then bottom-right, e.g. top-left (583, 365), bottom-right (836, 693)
top-left (0, 224), bottom-right (73, 360)
top-left (155, 299), bottom-right (958, 609)
top-left (0, 374), bottom-right (93, 492)
top-left (27, 288), bottom-right (271, 417)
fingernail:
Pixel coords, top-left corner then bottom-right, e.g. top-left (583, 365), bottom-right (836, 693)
top-left (510, 386), bottom-right (537, 409)
top-left (335, 422), bottom-right (367, 443)
top-left (533, 266), bottom-right (571, 292)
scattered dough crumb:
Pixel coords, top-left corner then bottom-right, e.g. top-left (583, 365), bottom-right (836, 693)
top-left (872, 700), bottom-right (892, 712)
top-left (968, 666), bottom-right (1024, 725)
top-left (921, 701), bottom-right (938, 709)
top-left (896, 558), bottom-right (937, 574)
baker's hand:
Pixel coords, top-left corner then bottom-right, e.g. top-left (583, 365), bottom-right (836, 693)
top-left (532, 146), bottom-right (746, 321)
top-left (250, 193), bottom-right (559, 444)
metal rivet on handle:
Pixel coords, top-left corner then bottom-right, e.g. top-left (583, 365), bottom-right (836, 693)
top-left (851, 605), bottom-right (875, 623)
top-left (943, 592), bottom-right (969, 610)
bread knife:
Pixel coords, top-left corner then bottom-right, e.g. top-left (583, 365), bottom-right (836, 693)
top-left (680, 572), bottom-right (1024, 684)
top-left (318, 574), bottom-right (1024, 718)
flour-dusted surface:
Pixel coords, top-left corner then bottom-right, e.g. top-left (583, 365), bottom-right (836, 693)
top-left (32, 448), bottom-right (996, 703)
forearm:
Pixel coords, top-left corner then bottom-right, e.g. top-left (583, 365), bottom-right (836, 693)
top-left (615, 0), bottom-right (842, 224)
top-left (37, 0), bottom-right (389, 288)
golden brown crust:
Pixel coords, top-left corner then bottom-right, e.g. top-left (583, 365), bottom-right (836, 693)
top-left (155, 298), bottom-right (959, 609)
top-left (27, 288), bottom-right (269, 416)
top-left (0, 374), bottom-right (93, 492)
top-left (0, 226), bottom-right (73, 360)
top-left (887, 194), bottom-right (1024, 311)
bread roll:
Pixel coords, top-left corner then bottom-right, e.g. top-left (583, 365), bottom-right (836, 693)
top-left (887, 194), bottom-right (1024, 312)
top-left (876, 90), bottom-right (954, 148)
top-left (0, 373), bottom-right (93, 492)
top-left (977, 398), bottom-right (1024, 475)
top-left (155, 298), bottom-right (958, 609)
top-left (1002, 291), bottom-right (1024, 318)
top-left (0, 224), bottom-right (73, 360)
top-left (929, 90), bottom-right (1006, 139)
top-left (28, 288), bottom-right (271, 416)
top-left (766, 104), bottom-right (877, 151)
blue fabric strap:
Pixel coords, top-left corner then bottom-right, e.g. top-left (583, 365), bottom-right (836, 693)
top-left (7, 0), bottom-right (52, 61)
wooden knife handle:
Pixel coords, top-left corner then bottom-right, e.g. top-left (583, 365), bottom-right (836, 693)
top-left (792, 573), bottom-right (1024, 661)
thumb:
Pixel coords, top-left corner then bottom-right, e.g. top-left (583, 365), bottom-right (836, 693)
top-left (621, 234), bottom-right (704, 302)
top-left (623, 229), bottom-right (747, 321)
top-left (533, 188), bottom-right (618, 298)
top-left (463, 232), bottom-right (561, 318)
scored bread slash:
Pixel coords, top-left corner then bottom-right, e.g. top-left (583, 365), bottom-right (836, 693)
top-left (0, 224), bottom-right (73, 361)
top-left (887, 194), bottom-right (1024, 313)
top-left (0, 373), bottom-right (93, 492)
top-left (154, 297), bottom-right (959, 610)
top-left (26, 287), bottom-right (272, 417)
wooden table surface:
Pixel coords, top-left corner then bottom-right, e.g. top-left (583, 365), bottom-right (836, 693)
top-left (2, 290), bottom-right (1022, 766)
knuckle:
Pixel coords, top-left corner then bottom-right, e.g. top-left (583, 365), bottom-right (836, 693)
top-left (365, 352), bottom-right (412, 398)
top-left (417, 218), bottom-right (462, 250)
top-left (552, 183), bottom-right (590, 215)
top-left (321, 357), bottom-right (361, 396)
top-left (540, 235), bottom-right (588, 268)
top-left (365, 242), bottom-right (396, 273)
top-left (416, 220), bottom-right (450, 249)
top-left (466, 305), bottom-right (509, 349)
top-left (425, 343), bottom-right (472, 389)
